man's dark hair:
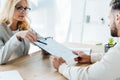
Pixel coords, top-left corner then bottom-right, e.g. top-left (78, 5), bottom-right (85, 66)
top-left (110, 0), bottom-right (120, 10)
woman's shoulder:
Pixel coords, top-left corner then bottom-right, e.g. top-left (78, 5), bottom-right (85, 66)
top-left (0, 23), bottom-right (7, 26)
top-left (0, 23), bottom-right (8, 35)
top-left (0, 23), bottom-right (7, 29)
top-left (0, 23), bottom-right (6, 38)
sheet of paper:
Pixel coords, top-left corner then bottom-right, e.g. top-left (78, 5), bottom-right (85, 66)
top-left (0, 70), bottom-right (23, 80)
top-left (69, 47), bottom-right (92, 55)
top-left (33, 38), bottom-right (77, 63)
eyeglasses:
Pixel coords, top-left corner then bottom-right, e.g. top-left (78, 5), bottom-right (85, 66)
top-left (15, 6), bottom-right (31, 13)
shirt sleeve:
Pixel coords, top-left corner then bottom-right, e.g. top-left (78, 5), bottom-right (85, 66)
top-left (90, 52), bottom-right (105, 63)
top-left (59, 46), bottom-right (120, 80)
top-left (0, 35), bottom-right (22, 64)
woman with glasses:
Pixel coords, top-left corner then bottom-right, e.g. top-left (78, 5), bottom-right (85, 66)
top-left (0, 0), bottom-right (42, 64)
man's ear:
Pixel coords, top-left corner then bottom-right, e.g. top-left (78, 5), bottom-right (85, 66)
top-left (116, 12), bottom-right (120, 24)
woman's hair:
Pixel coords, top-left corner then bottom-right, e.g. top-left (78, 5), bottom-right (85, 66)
top-left (110, 0), bottom-right (120, 10)
top-left (0, 0), bottom-right (30, 30)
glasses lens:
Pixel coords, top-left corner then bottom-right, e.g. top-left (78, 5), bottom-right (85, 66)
top-left (15, 6), bottom-right (31, 12)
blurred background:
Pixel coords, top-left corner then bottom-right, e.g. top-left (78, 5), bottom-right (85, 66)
top-left (0, 0), bottom-right (119, 45)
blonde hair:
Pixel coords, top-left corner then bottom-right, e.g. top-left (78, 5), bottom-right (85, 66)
top-left (0, 0), bottom-right (30, 30)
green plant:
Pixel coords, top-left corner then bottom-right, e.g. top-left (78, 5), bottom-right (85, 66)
top-left (109, 38), bottom-right (114, 46)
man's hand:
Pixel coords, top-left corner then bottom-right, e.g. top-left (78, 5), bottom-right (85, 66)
top-left (50, 56), bottom-right (66, 70)
top-left (73, 51), bottom-right (91, 63)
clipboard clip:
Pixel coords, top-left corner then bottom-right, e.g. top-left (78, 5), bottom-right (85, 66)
top-left (36, 37), bottom-right (53, 45)
top-left (37, 40), bottom-right (47, 45)
top-left (44, 37), bottom-right (53, 40)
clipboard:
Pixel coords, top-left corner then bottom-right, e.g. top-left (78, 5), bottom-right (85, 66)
top-left (33, 37), bottom-right (77, 62)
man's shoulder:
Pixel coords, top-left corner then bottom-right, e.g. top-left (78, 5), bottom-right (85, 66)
top-left (111, 42), bottom-right (120, 50)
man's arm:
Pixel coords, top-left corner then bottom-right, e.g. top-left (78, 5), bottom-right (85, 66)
top-left (91, 52), bottom-right (105, 63)
top-left (58, 47), bottom-right (120, 80)
top-left (51, 43), bottom-right (120, 80)
top-left (73, 51), bottom-right (105, 64)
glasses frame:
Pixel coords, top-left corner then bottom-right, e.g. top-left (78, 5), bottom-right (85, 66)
top-left (15, 6), bottom-right (31, 13)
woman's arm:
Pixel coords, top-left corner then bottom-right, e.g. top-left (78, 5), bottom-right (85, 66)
top-left (0, 35), bottom-right (23, 64)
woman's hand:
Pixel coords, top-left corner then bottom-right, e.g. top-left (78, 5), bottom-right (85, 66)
top-left (16, 30), bottom-right (37, 42)
top-left (73, 51), bottom-right (91, 63)
top-left (50, 56), bottom-right (66, 70)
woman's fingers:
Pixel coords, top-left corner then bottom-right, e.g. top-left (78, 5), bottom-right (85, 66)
top-left (16, 30), bottom-right (38, 42)
top-left (27, 30), bottom-right (37, 41)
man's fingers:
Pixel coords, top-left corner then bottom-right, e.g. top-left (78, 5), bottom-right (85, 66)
top-left (50, 56), bottom-right (65, 63)
top-left (53, 61), bottom-right (57, 69)
top-left (73, 51), bottom-right (84, 56)
top-left (74, 57), bottom-right (82, 62)
top-left (72, 51), bottom-right (79, 55)
top-left (59, 57), bottom-right (65, 63)
top-left (50, 55), bottom-right (55, 59)
top-left (74, 58), bottom-right (79, 61)
top-left (51, 56), bottom-right (58, 69)
top-left (50, 56), bottom-right (57, 61)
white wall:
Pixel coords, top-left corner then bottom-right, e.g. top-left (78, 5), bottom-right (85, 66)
top-left (29, 0), bottom-right (56, 37)
top-left (29, 0), bottom-right (71, 43)
top-left (0, 0), bottom-right (117, 44)
top-left (67, 0), bottom-right (115, 44)
top-left (66, 0), bottom-right (86, 43)
top-left (82, 0), bottom-right (111, 44)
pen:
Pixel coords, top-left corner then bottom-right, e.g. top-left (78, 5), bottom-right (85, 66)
top-left (37, 40), bottom-right (47, 45)
top-left (113, 42), bottom-right (117, 46)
